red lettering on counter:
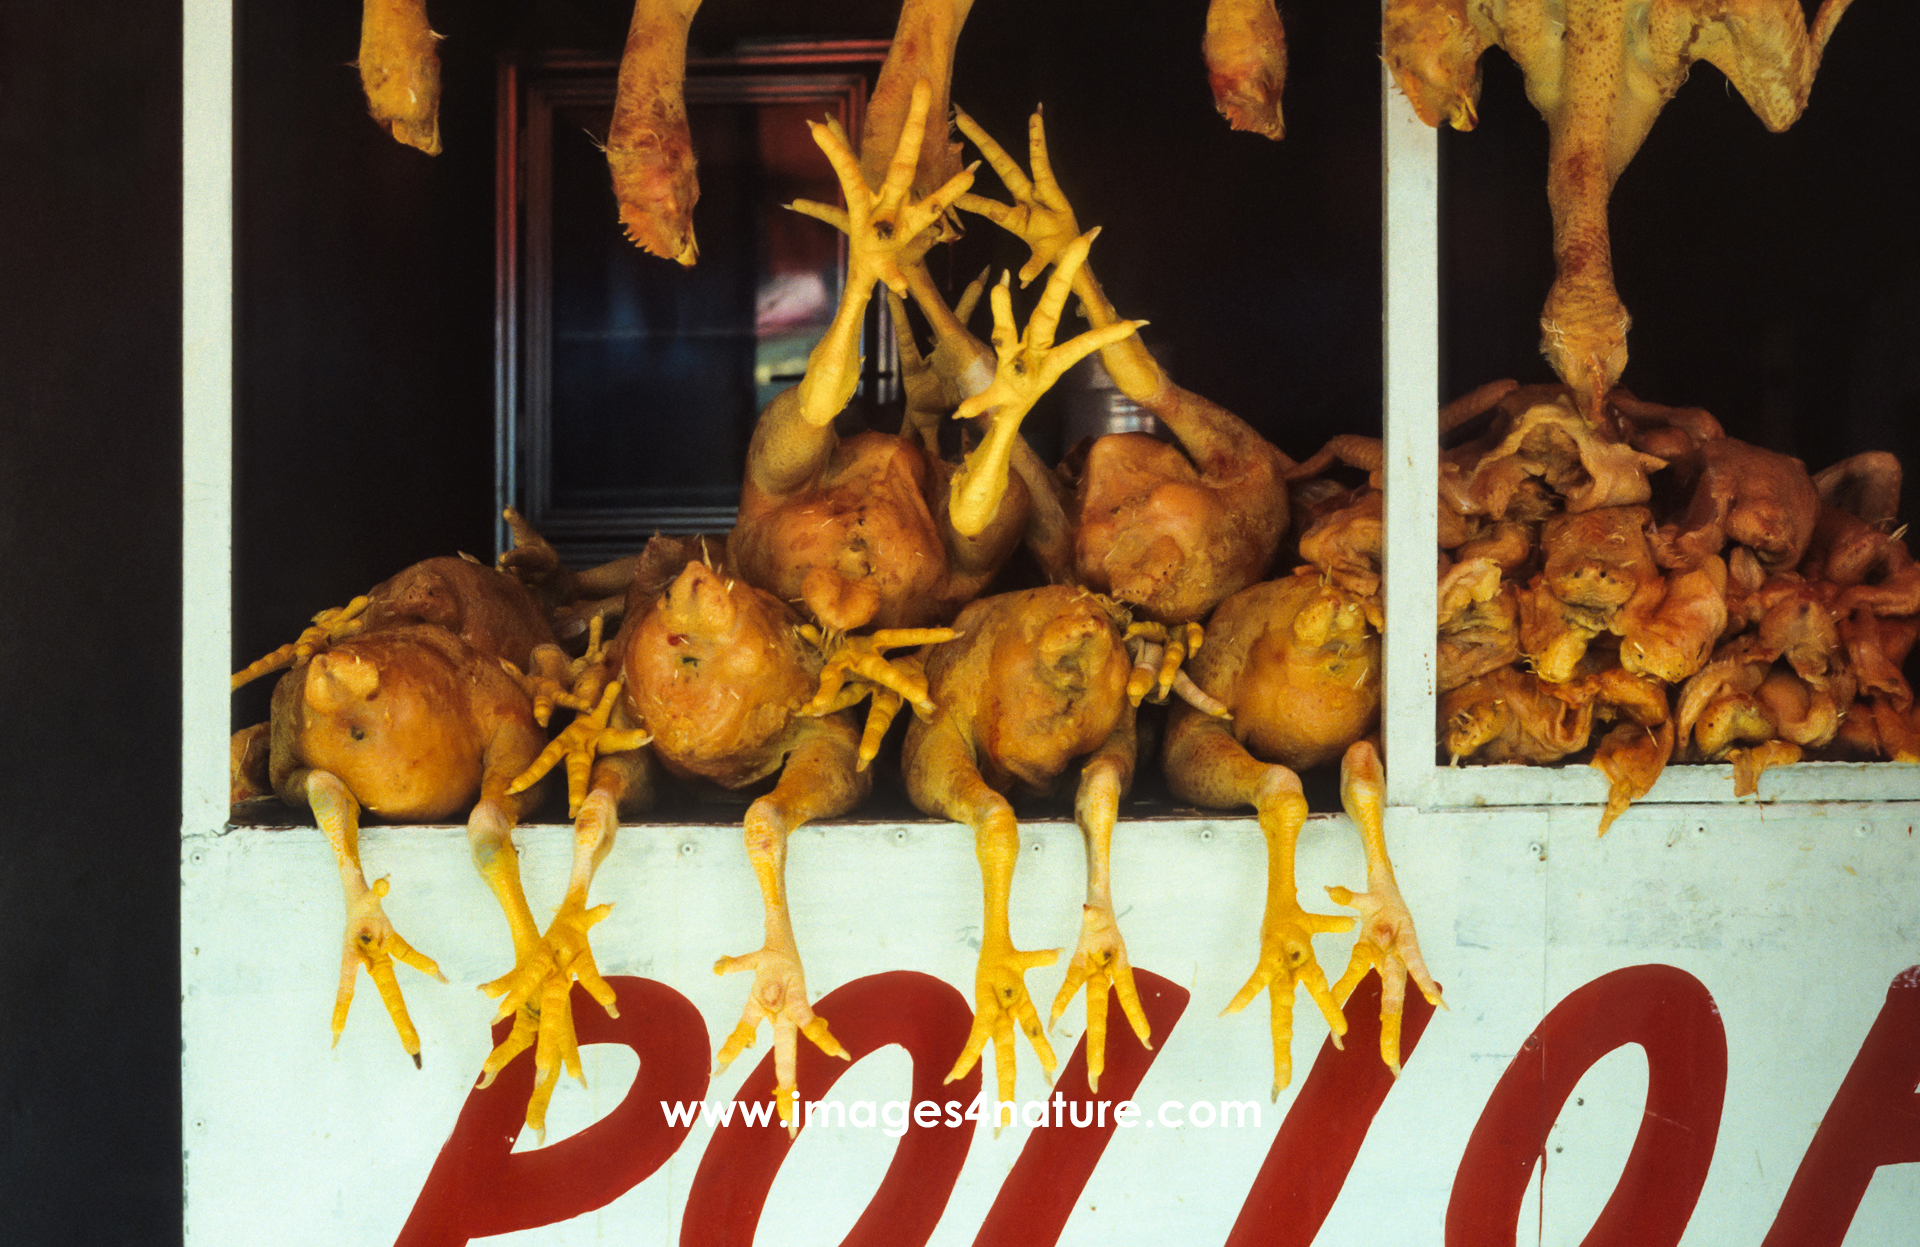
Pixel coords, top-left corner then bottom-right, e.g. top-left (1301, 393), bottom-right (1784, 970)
top-left (681, 971), bottom-right (978, 1247)
top-left (1447, 964), bottom-right (1727, 1247)
top-left (972, 969), bottom-right (1191, 1247)
top-left (1225, 971), bottom-right (1441, 1247)
top-left (395, 977), bottom-right (709, 1247)
top-left (1763, 965), bottom-right (1920, 1247)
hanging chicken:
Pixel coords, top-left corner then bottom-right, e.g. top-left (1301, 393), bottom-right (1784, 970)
top-left (1204, 0), bottom-right (1288, 139)
top-left (1382, 0), bottom-right (1854, 416)
top-left (357, 0), bottom-right (441, 154)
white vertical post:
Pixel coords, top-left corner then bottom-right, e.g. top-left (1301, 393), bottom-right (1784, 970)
top-left (182, 0), bottom-right (234, 833)
top-left (1381, 56), bottom-right (1441, 809)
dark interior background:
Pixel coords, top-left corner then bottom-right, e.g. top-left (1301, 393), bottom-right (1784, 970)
top-left (3, 1), bottom-right (1915, 1240)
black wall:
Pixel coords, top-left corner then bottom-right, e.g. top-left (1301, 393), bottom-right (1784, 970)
top-left (0, 1), bottom-right (183, 1241)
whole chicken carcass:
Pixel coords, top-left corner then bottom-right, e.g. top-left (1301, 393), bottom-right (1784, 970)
top-left (903, 586), bottom-right (1145, 1103)
top-left (631, 557), bottom-right (870, 1128)
top-left (234, 555), bottom-right (641, 1135)
top-left (954, 108), bottom-right (1292, 628)
top-left (1164, 569), bottom-right (1441, 1096)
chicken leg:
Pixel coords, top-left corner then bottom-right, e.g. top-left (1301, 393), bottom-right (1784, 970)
top-left (712, 723), bottom-right (865, 1131)
top-left (1164, 714), bottom-right (1350, 1099)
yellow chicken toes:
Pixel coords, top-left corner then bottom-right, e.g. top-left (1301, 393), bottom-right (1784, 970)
top-left (1123, 620), bottom-right (1204, 704)
top-left (499, 643), bottom-right (588, 728)
top-left (231, 595), bottom-right (371, 689)
top-left (476, 973), bottom-right (576, 1140)
top-left (1325, 879), bottom-right (1442, 1077)
top-left (952, 106), bottom-right (1083, 287)
top-left (800, 628), bottom-right (957, 720)
top-left (333, 875), bottom-right (447, 1066)
top-left (1047, 903), bottom-right (1149, 1094)
top-left (508, 681), bottom-right (652, 817)
top-left (947, 246), bottom-right (1146, 536)
top-left (947, 939), bottom-right (1060, 1111)
top-left (712, 943), bottom-right (849, 1131)
top-left (1327, 739), bottom-right (1443, 1075)
top-left (857, 685), bottom-right (905, 770)
top-left (476, 896), bottom-right (619, 1136)
top-left (1223, 895), bottom-right (1353, 1100)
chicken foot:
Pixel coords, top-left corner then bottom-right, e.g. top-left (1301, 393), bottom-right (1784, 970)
top-left (912, 723), bottom-right (1061, 1110)
top-left (1047, 704), bottom-right (1149, 1094)
top-left (786, 80), bottom-right (977, 430)
top-left (1163, 717), bottom-right (1352, 1098)
top-left (305, 768), bottom-right (446, 1066)
top-left (947, 239), bottom-right (1145, 536)
top-left (1324, 741), bottom-right (1443, 1075)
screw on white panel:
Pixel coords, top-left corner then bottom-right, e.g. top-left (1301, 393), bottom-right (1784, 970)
top-left (1199, 828), bottom-right (1214, 843)
top-left (1856, 824), bottom-right (1871, 838)
top-left (189, 850), bottom-right (204, 865)
top-left (1029, 840), bottom-right (1043, 855)
top-left (895, 828), bottom-right (908, 843)
top-left (1693, 823), bottom-right (1708, 837)
top-left (679, 841), bottom-right (696, 856)
top-left (1528, 840), bottom-right (1546, 861)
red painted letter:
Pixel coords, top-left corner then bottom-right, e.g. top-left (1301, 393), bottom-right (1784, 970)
top-left (396, 977), bottom-right (710, 1247)
top-left (1225, 970), bottom-right (1441, 1247)
top-left (1448, 964), bottom-right (1727, 1247)
top-left (681, 971), bottom-right (978, 1247)
top-left (972, 969), bottom-right (1190, 1247)
top-left (1763, 964), bottom-right (1920, 1247)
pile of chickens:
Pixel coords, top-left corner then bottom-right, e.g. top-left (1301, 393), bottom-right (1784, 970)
top-left (261, 0), bottom-right (1907, 1147)
top-left (238, 0), bottom-right (1438, 1139)
top-left (1432, 383), bottom-right (1919, 831)
top-left (1376, 0), bottom-right (1912, 826)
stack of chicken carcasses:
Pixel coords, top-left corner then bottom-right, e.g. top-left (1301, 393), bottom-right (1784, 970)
top-left (1434, 381), bottom-right (1917, 831)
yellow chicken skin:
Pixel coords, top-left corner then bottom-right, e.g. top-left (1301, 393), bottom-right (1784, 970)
top-left (954, 108), bottom-right (1292, 626)
top-left (1163, 570), bottom-right (1440, 1096)
top-left (358, 0), bottom-right (440, 155)
top-left (622, 558), bottom-right (869, 1129)
top-left (903, 586), bottom-right (1145, 1103)
top-left (1383, 0), bottom-right (1853, 416)
top-left (859, 0), bottom-right (977, 207)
